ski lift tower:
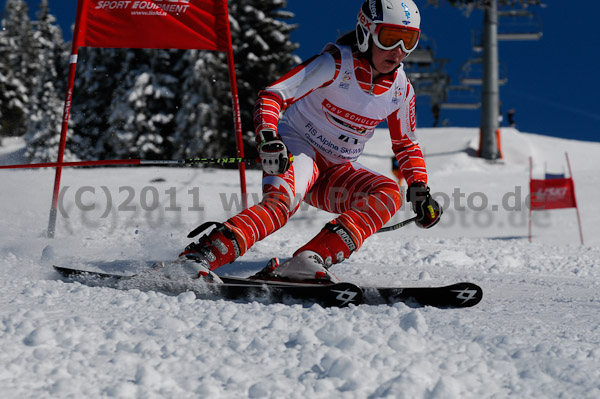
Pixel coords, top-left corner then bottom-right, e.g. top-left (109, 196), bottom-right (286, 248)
top-left (427, 0), bottom-right (545, 160)
top-left (481, 0), bottom-right (501, 160)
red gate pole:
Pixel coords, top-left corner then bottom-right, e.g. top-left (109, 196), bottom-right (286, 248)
top-left (46, 0), bottom-right (89, 238)
top-left (565, 152), bottom-right (584, 245)
top-left (222, 2), bottom-right (248, 210)
top-left (47, 53), bottom-right (81, 237)
top-left (528, 157), bottom-right (533, 243)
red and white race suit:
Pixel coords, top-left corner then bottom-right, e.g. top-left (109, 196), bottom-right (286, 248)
top-left (222, 44), bottom-right (428, 259)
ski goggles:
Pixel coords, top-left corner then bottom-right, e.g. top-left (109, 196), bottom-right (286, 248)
top-left (372, 24), bottom-right (420, 52)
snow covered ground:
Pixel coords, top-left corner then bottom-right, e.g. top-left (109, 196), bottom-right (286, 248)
top-left (1, 128), bottom-right (599, 398)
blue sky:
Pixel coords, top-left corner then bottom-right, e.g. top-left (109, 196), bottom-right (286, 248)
top-left (3, 0), bottom-right (598, 142)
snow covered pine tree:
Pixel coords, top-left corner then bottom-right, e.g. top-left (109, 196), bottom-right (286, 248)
top-left (24, 0), bottom-right (69, 162)
top-left (0, 0), bottom-right (34, 139)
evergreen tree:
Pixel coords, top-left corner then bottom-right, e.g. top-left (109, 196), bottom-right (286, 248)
top-left (171, 50), bottom-right (231, 159)
top-left (229, 0), bottom-right (300, 147)
top-left (0, 0), bottom-right (33, 138)
top-left (23, 0), bottom-right (70, 162)
top-left (69, 47), bottom-right (130, 160)
top-left (193, 0), bottom-right (300, 156)
top-left (34, 0), bottom-right (300, 162)
top-left (69, 46), bottom-right (186, 161)
top-left (173, 0), bottom-right (299, 160)
top-left (101, 48), bottom-right (185, 159)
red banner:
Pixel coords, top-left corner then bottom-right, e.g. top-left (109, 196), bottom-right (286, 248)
top-left (74, 0), bottom-right (230, 51)
top-left (530, 178), bottom-right (577, 210)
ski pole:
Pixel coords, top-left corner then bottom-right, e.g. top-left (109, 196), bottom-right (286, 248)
top-left (377, 216), bottom-right (418, 233)
top-left (0, 157), bottom-right (258, 170)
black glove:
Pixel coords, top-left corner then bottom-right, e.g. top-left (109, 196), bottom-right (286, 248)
top-left (407, 182), bottom-right (443, 229)
top-left (257, 129), bottom-right (292, 175)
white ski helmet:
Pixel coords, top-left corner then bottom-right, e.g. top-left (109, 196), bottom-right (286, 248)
top-left (356, 0), bottom-right (421, 54)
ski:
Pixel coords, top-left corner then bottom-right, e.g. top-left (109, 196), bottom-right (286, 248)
top-left (53, 265), bottom-right (132, 279)
top-left (223, 276), bottom-right (482, 308)
top-left (53, 264), bottom-right (482, 308)
top-left (53, 265), bottom-right (363, 308)
top-left (362, 283), bottom-right (482, 308)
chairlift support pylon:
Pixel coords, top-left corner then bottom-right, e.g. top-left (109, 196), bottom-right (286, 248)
top-left (425, 0), bottom-right (545, 160)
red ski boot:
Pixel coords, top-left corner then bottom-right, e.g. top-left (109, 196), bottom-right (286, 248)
top-left (294, 222), bottom-right (357, 266)
top-left (178, 222), bottom-right (241, 281)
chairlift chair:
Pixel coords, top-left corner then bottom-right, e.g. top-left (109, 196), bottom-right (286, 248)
top-left (497, 10), bottom-right (543, 41)
top-left (460, 57), bottom-right (508, 86)
top-left (403, 33), bottom-right (436, 67)
top-left (405, 48), bottom-right (435, 65)
top-left (472, 9), bottom-right (543, 52)
top-left (439, 85), bottom-right (481, 110)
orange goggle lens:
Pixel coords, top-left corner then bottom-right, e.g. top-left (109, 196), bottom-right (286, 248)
top-left (377, 26), bottom-right (420, 51)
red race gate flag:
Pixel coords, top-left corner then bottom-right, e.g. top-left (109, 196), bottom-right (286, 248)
top-left (46, 0), bottom-right (247, 238)
top-left (528, 153), bottom-right (583, 244)
top-left (76, 0), bottom-right (230, 50)
top-left (529, 178), bottom-right (576, 210)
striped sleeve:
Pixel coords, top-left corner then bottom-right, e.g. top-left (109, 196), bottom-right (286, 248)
top-left (253, 45), bottom-right (341, 134)
top-left (388, 81), bottom-right (428, 185)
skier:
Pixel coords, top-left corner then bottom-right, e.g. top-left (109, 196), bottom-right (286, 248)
top-left (179, 0), bottom-right (442, 283)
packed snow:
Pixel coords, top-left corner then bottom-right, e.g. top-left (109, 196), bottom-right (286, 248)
top-left (1, 128), bottom-right (599, 398)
